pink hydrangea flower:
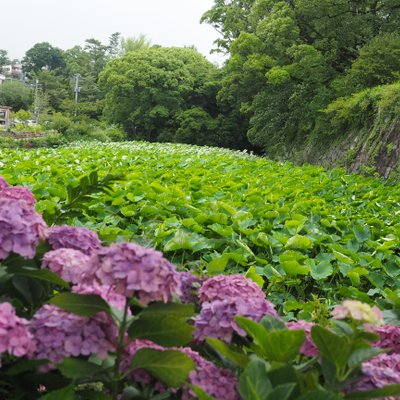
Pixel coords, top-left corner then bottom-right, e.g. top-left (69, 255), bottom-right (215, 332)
top-left (0, 302), bottom-right (35, 359)
top-left (0, 176), bottom-right (9, 190)
top-left (198, 274), bottom-right (266, 303)
top-left (332, 300), bottom-right (383, 327)
top-left (85, 242), bottom-right (182, 302)
top-left (47, 225), bottom-right (101, 255)
top-left (287, 320), bottom-right (318, 357)
top-left (180, 347), bottom-right (240, 400)
top-left (194, 297), bottom-right (277, 343)
top-left (371, 324), bottom-right (400, 354)
top-left (41, 248), bottom-right (90, 284)
top-left (350, 353), bottom-right (400, 398)
top-left (0, 196), bottom-right (47, 260)
top-left (29, 305), bottom-right (117, 366)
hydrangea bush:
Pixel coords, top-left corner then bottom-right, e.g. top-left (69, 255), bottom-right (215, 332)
top-left (0, 177), bottom-right (400, 399)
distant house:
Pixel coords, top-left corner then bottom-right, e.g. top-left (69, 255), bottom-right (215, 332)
top-left (2, 63), bottom-right (23, 80)
top-left (0, 106), bottom-right (12, 129)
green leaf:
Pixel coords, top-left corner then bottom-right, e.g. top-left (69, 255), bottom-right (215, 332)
top-left (206, 254), bottom-right (230, 275)
top-left (298, 389), bottom-right (343, 400)
top-left (7, 266), bottom-right (69, 288)
top-left (260, 315), bottom-right (286, 331)
top-left (345, 385), bottom-right (400, 399)
top-left (285, 235), bottom-right (312, 250)
top-left (48, 293), bottom-right (111, 317)
top-left (311, 326), bottom-right (352, 378)
top-left (140, 302), bottom-right (195, 318)
top-left (352, 224), bottom-right (370, 243)
top-left (261, 329), bottom-right (306, 363)
top-left (189, 385), bottom-right (216, 400)
top-left (235, 317), bottom-right (305, 362)
top-left (39, 385), bottom-right (75, 400)
top-left (128, 314), bottom-right (193, 346)
top-left (266, 383), bottom-right (296, 400)
top-left (245, 266), bottom-right (264, 288)
top-left (239, 358), bottom-right (272, 400)
top-left (131, 348), bottom-right (195, 388)
top-left (310, 261), bottom-right (333, 280)
top-left (206, 338), bottom-right (249, 368)
top-left (57, 358), bottom-right (103, 379)
top-left (348, 346), bottom-right (383, 368)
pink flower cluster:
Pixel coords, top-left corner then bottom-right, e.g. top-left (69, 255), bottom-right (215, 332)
top-left (352, 353), bottom-right (400, 397)
top-left (0, 303), bottom-right (35, 360)
top-left (29, 305), bottom-right (116, 366)
top-left (194, 274), bottom-right (278, 343)
top-left (121, 339), bottom-right (240, 400)
top-left (47, 225), bottom-right (101, 255)
top-left (332, 300), bottom-right (383, 326)
top-left (0, 177), bottom-right (47, 259)
top-left (41, 248), bottom-right (90, 284)
top-left (83, 243), bottom-right (182, 302)
top-left (371, 324), bottom-right (400, 354)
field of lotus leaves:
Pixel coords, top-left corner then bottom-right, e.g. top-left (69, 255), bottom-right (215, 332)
top-left (1, 142), bottom-right (400, 319)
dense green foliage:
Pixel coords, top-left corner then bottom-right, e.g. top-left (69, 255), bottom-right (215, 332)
top-left (0, 81), bottom-right (33, 111)
top-left (100, 47), bottom-right (218, 142)
top-left (1, 142), bottom-right (400, 319)
top-left (202, 0), bottom-right (400, 158)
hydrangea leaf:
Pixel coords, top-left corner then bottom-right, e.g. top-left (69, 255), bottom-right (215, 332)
top-left (48, 293), bottom-right (111, 317)
top-left (131, 348), bottom-right (195, 388)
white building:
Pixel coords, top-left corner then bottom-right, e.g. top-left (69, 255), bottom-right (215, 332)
top-left (0, 74), bottom-right (5, 85)
top-left (2, 64), bottom-right (23, 79)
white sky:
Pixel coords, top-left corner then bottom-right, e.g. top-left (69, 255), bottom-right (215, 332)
top-left (1, 0), bottom-right (225, 64)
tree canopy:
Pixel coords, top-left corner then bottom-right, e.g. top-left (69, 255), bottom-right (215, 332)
top-left (99, 47), bottom-right (221, 143)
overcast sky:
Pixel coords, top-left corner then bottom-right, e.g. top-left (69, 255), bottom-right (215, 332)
top-left (1, 0), bottom-right (225, 64)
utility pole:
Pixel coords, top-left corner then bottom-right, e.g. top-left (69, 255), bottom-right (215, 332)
top-left (34, 80), bottom-right (40, 124)
top-left (73, 74), bottom-right (81, 117)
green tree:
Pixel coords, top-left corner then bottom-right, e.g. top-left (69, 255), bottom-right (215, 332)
top-left (0, 50), bottom-right (10, 68)
top-left (0, 81), bottom-right (33, 111)
top-left (203, 0), bottom-right (400, 156)
top-left (22, 42), bottom-right (67, 75)
top-left (99, 47), bottom-right (219, 142)
top-left (121, 35), bottom-right (152, 55)
top-left (345, 33), bottom-right (400, 90)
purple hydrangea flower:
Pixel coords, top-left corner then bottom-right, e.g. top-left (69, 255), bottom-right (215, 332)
top-left (350, 353), bottom-right (400, 398)
top-left (29, 305), bottom-right (117, 366)
top-left (194, 297), bottom-right (277, 343)
top-left (180, 347), bottom-right (240, 400)
top-left (0, 197), bottom-right (47, 260)
top-left (0, 302), bottom-right (35, 359)
top-left (0, 176), bottom-right (9, 190)
top-left (287, 320), bottom-right (318, 357)
top-left (0, 185), bottom-right (36, 206)
top-left (179, 272), bottom-right (208, 304)
top-left (121, 340), bottom-right (239, 400)
top-left (85, 242), bottom-right (182, 302)
top-left (198, 274), bottom-right (266, 303)
top-left (371, 324), bottom-right (400, 354)
top-left (41, 248), bottom-right (90, 284)
top-left (47, 225), bottom-right (101, 255)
